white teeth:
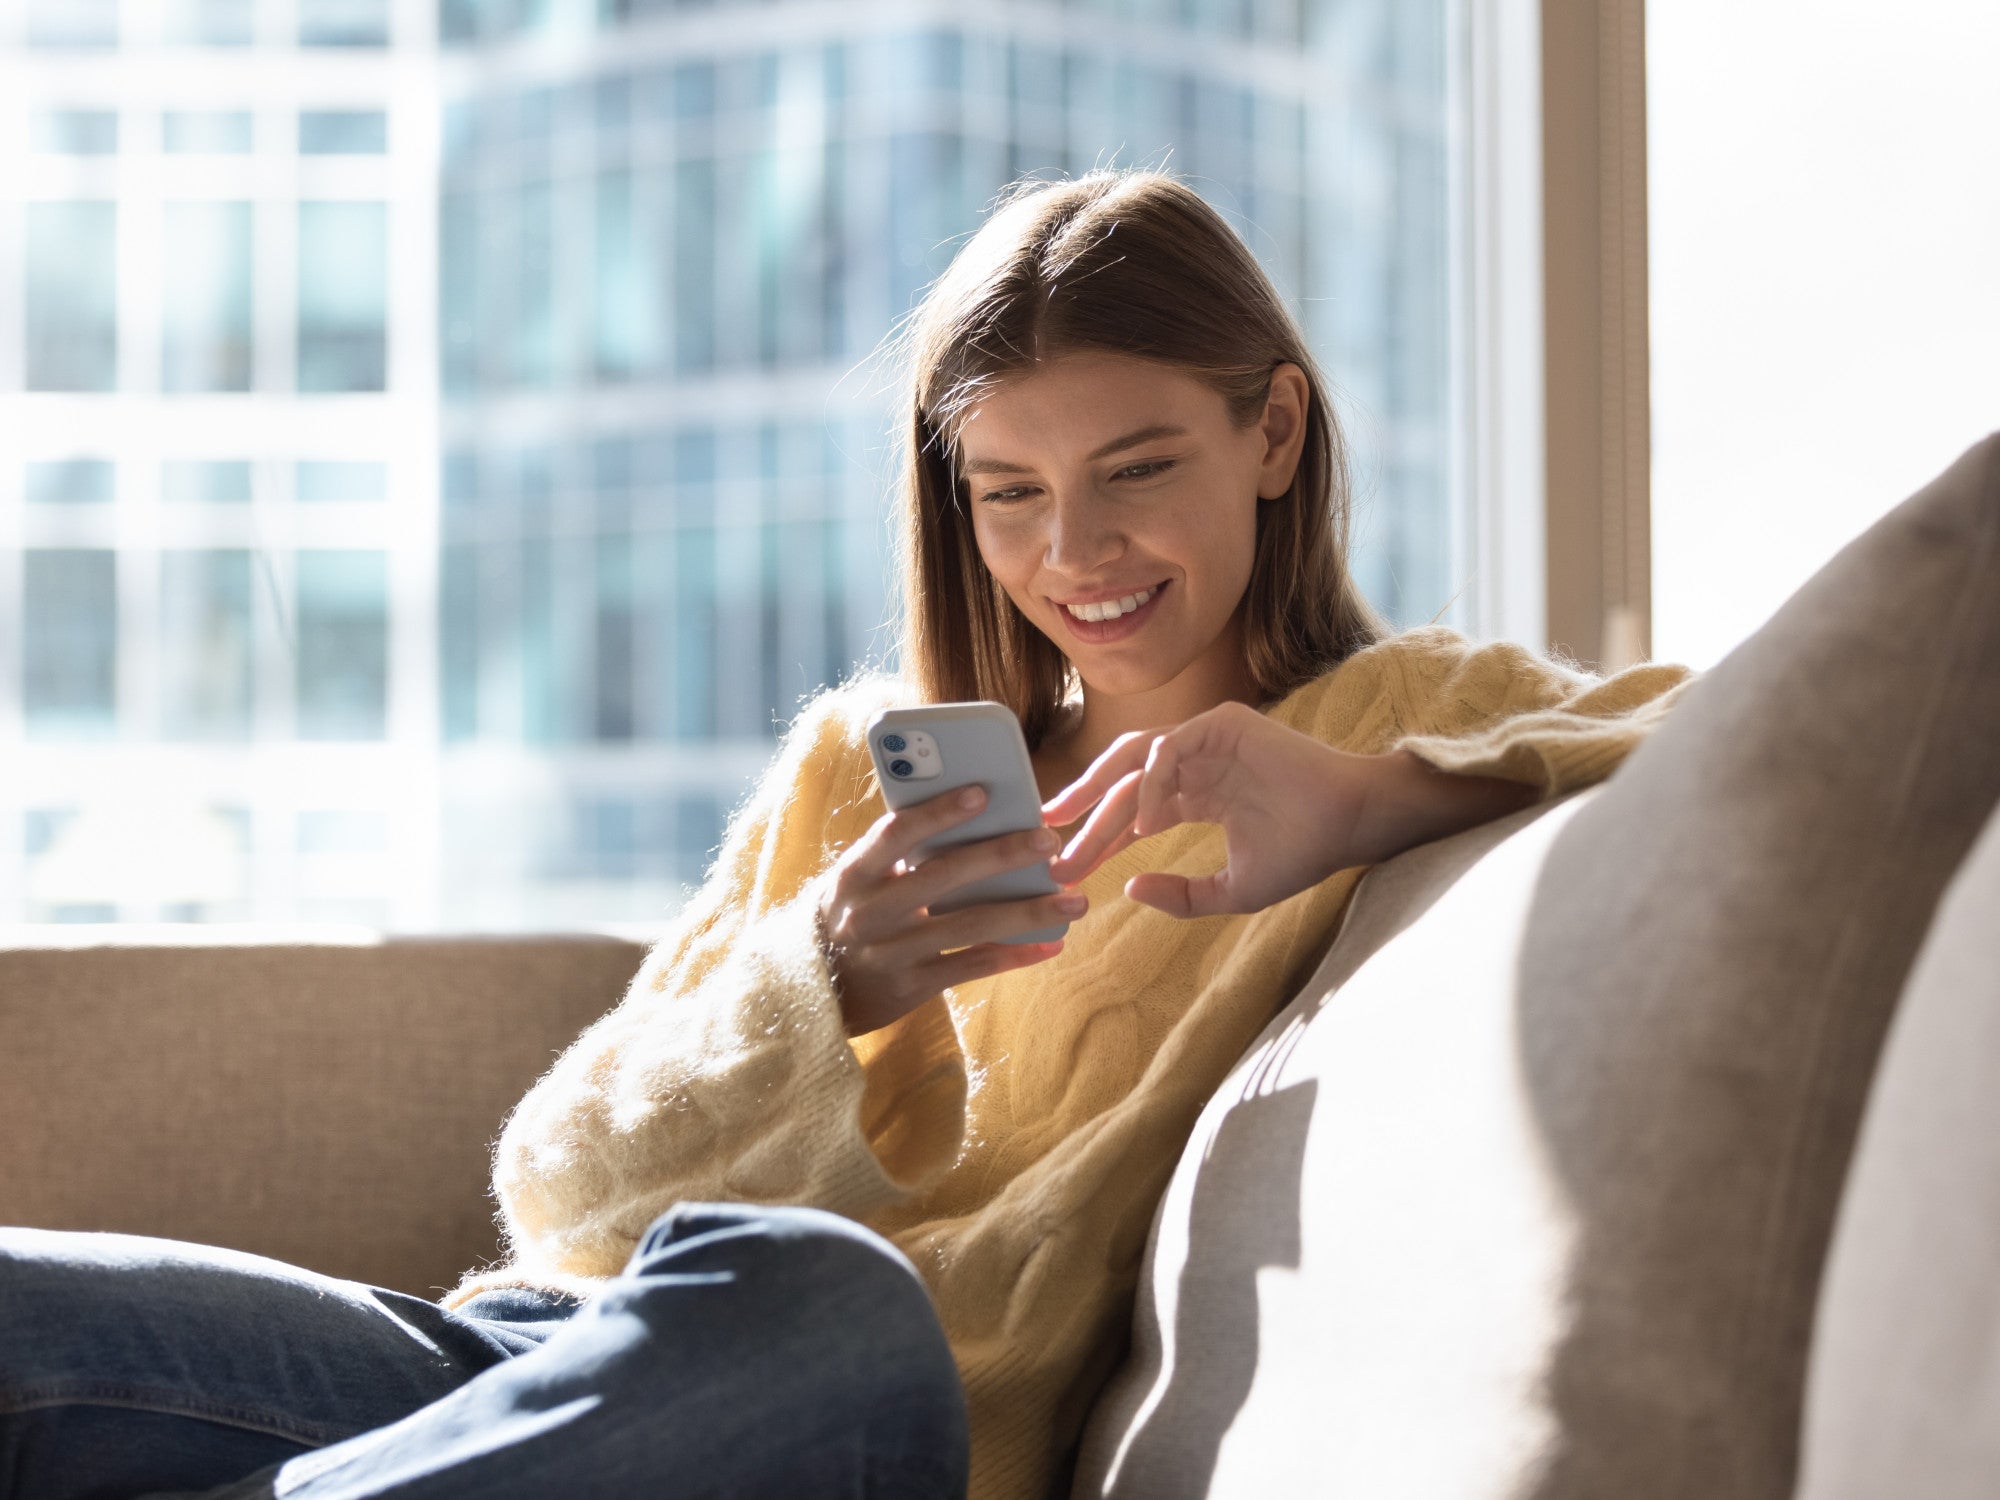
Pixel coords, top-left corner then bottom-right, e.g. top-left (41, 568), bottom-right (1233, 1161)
top-left (1066, 586), bottom-right (1156, 623)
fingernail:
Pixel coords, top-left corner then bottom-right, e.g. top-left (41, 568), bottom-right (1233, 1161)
top-left (958, 786), bottom-right (984, 809)
top-left (1032, 827), bottom-right (1059, 851)
top-left (1056, 892), bottom-right (1088, 914)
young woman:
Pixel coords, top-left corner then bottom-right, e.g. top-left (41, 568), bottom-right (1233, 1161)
top-left (0, 169), bottom-right (1691, 1499)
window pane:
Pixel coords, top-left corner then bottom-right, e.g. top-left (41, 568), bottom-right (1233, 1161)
top-left (440, 542), bottom-right (478, 741)
top-left (299, 109), bottom-right (387, 154)
top-left (594, 170), bottom-right (665, 380)
top-left (511, 179), bottom-right (554, 386)
top-left (594, 531), bottom-right (633, 740)
top-left (25, 551), bottom-right (117, 740)
top-left (296, 550), bottom-right (388, 739)
top-left (672, 157), bottom-right (715, 374)
top-left (26, 0), bottom-right (118, 49)
top-left (31, 110), bottom-right (119, 154)
top-left (298, 201), bottom-right (388, 392)
top-left (162, 111), bottom-right (253, 153)
top-left (161, 550), bottom-right (254, 740)
top-left (26, 460), bottom-right (114, 504)
top-left (297, 809), bottom-right (388, 853)
top-left (440, 0), bottom-right (480, 45)
top-left (163, 0), bottom-right (256, 45)
top-left (296, 460), bottom-right (386, 501)
top-left (26, 203), bottom-right (117, 392)
top-left (673, 527), bottom-right (715, 739)
top-left (163, 460), bottom-right (251, 503)
top-left (299, 0), bottom-right (389, 46)
top-left (163, 201), bottom-right (253, 392)
top-left (440, 191), bottom-right (479, 393)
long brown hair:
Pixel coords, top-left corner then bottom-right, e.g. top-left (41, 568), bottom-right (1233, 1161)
top-left (889, 167), bottom-right (1388, 749)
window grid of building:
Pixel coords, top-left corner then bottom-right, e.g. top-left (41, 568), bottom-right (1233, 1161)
top-left (1, 0), bottom-right (1461, 931)
top-left (0, 0), bottom-right (442, 928)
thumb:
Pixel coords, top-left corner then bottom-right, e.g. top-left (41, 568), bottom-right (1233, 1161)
top-left (1126, 870), bottom-right (1239, 920)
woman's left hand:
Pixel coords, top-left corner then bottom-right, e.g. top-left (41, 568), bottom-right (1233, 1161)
top-left (1041, 701), bottom-right (1369, 918)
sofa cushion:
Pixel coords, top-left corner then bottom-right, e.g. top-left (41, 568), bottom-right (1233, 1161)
top-left (1796, 800), bottom-right (2000, 1500)
top-left (0, 932), bottom-right (646, 1299)
top-left (1074, 430), bottom-right (2000, 1499)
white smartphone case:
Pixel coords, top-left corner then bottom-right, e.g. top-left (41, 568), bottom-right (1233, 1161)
top-left (866, 702), bottom-right (1068, 946)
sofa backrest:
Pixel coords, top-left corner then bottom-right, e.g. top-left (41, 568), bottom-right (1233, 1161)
top-left (0, 932), bottom-right (645, 1298)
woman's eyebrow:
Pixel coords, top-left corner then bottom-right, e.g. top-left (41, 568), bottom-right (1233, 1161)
top-left (960, 423), bottom-right (1191, 476)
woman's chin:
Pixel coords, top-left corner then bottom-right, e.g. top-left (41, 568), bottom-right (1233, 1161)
top-left (1069, 659), bottom-right (1188, 700)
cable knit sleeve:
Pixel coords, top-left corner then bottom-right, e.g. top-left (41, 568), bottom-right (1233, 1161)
top-left (440, 677), bottom-right (967, 1308)
top-left (1374, 624), bottom-right (1698, 797)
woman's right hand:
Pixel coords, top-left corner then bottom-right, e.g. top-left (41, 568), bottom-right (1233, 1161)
top-left (817, 784), bottom-right (1088, 1038)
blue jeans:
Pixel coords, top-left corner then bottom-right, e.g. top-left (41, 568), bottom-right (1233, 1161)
top-left (0, 1203), bottom-right (967, 1499)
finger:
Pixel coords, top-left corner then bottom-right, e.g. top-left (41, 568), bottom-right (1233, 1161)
top-left (887, 825), bottom-right (1061, 918)
top-left (908, 887), bottom-right (1088, 957)
top-left (1128, 876), bottom-right (1232, 924)
top-left (1040, 731), bottom-right (1157, 823)
top-left (1128, 869), bottom-right (1243, 919)
top-left (856, 783), bottom-right (988, 879)
top-left (1048, 824), bottom-right (1141, 886)
top-left (1133, 734), bottom-right (1183, 838)
top-left (1048, 770), bottom-right (1144, 882)
top-left (919, 939), bottom-right (1065, 994)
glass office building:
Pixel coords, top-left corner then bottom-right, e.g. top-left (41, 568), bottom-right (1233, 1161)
top-left (1, 0), bottom-right (1456, 929)
top-left (0, 0), bottom-right (435, 926)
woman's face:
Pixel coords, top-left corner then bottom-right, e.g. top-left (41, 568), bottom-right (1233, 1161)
top-left (957, 350), bottom-right (1308, 706)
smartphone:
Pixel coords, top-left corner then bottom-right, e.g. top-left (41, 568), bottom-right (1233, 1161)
top-left (865, 701), bottom-right (1068, 946)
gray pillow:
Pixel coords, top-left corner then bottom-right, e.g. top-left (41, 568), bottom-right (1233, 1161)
top-left (1074, 431), bottom-right (2000, 1499)
top-left (1796, 801), bottom-right (2000, 1500)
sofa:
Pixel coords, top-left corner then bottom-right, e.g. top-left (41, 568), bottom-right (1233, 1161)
top-left (4, 432), bottom-right (1996, 1499)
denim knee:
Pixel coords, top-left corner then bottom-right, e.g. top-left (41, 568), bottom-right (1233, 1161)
top-left (600, 1202), bottom-right (968, 1495)
top-left (0, 1227), bottom-right (117, 1386)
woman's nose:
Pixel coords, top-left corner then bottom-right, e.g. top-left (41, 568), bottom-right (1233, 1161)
top-left (1043, 494), bottom-right (1123, 573)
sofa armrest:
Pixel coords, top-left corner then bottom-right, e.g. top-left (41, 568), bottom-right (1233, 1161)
top-left (0, 928), bottom-right (645, 1299)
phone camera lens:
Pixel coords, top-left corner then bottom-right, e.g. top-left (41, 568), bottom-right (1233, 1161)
top-left (888, 758), bottom-right (915, 778)
top-left (881, 733), bottom-right (907, 753)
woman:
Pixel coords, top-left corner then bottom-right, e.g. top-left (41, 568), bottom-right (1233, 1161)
top-left (0, 169), bottom-right (1691, 1499)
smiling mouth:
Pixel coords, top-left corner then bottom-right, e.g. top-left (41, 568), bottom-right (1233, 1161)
top-left (1060, 582), bottom-right (1166, 623)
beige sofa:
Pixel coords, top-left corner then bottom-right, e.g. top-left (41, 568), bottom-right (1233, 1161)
top-left (4, 433), bottom-right (1996, 1499)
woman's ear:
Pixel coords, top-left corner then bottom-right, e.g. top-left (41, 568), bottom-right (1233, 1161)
top-left (1255, 362), bottom-right (1311, 501)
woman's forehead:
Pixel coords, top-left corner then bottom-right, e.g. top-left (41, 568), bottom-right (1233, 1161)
top-left (950, 357), bottom-right (1218, 460)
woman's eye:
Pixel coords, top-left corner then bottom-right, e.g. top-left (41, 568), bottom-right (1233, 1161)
top-left (978, 486), bottom-right (1032, 504)
top-left (1117, 460), bottom-right (1176, 481)
top-left (975, 460), bottom-right (1174, 505)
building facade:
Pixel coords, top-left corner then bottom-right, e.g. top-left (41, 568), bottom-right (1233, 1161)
top-left (0, 0), bottom-right (1456, 929)
top-left (0, 0), bottom-right (439, 926)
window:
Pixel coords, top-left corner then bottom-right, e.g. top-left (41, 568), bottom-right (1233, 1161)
top-left (163, 461), bottom-right (252, 503)
top-left (27, 460), bottom-right (115, 504)
top-left (296, 550), bottom-right (389, 739)
top-left (163, 202), bottom-right (254, 392)
top-left (163, 111), bottom-right (254, 153)
top-left (593, 170), bottom-right (666, 380)
top-left (0, 4), bottom-right (1472, 931)
top-left (25, 551), bottom-right (118, 741)
top-left (164, 0), bottom-right (257, 46)
top-left (300, 110), bottom-right (388, 154)
top-left (296, 461), bottom-right (387, 502)
top-left (672, 156), bottom-right (716, 375)
top-left (25, 203), bottom-right (117, 392)
top-left (160, 550), bottom-right (255, 740)
top-left (299, 0), bottom-right (389, 48)
top-left (298, 202), bottom-right (388, 391)
top-left (26, 0), bottom-right (117, 49)
top-left (31, 110), bottom-right (119, 155)
top-left (298, 809), bottom-right (389, 854)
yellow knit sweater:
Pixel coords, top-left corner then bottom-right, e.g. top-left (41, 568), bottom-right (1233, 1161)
top-left (442, 625), bottom-right (1694, 1499)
